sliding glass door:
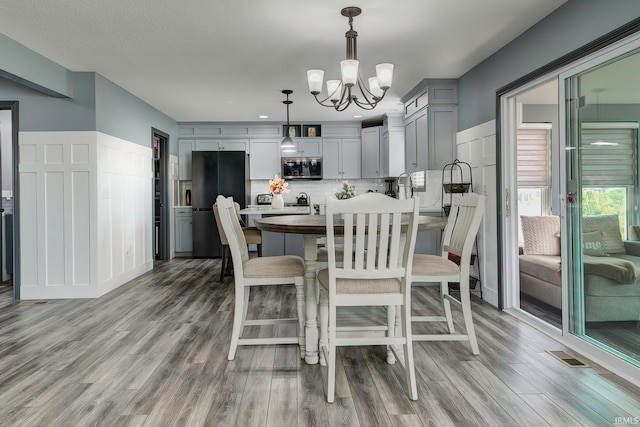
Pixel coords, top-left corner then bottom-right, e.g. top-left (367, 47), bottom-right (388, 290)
top-left (564, 46), bottom-right (640, 366)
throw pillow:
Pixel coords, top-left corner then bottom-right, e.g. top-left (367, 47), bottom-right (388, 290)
top-left (582, 231), bottom-right (607, 256)
top-left (583, 214), bottom-right (626, 255)
top-left (520, 215), bottom-right (561, 255)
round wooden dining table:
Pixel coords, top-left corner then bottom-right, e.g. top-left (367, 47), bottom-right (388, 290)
top-left (254, 214), bottom-right (447, 364)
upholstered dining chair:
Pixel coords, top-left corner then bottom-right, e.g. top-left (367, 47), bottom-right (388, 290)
top-left (317, 193), bottom-right (420, 403)
top-left (410, 192), bottom-right (484, 355)
top-left (216, 195), bottom-right (305, 361)
top-left (213, 201), bottom-right (262, 282)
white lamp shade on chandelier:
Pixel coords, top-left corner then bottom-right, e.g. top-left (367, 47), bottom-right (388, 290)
top-left (306, 7), bottom-right (394, 111)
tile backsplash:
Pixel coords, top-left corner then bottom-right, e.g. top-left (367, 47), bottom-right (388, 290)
top-left (250, 179), bottom-right (387, 206)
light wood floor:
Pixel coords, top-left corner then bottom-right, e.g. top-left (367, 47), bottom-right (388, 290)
top-left (1, 258), bottom-right (639, 427)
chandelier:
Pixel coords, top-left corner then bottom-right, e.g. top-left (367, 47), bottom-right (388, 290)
top-left (280, 89), bottom-right (296, 152)
top-left (306, 7), bottom-right (394, 111)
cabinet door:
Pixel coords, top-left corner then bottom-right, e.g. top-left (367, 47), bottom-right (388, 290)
top-left (249, 140), bottom-right (280, 179)
top-left (178, 140), bottom-right (194, 180)
top-left (341, 139), bottom-right (361, 179)
top-left (361, 127), bottom-right (381, 178)
top-left (415, 110), bottom-right (429, 171)
top-left (195, 140), bottom-right (219, 151)
top-left (404, 119), bottom-right (417, 173)
top-left (298, 139), bottom-right (322, 157)
top-left (175, 215), bottom-right (193, 252)
top-left (220, 140), bottom-right (248, 152)
top-left (322, 139), bottom-right (342, 179)
top-left (428, 105), bottom-right (457, 170)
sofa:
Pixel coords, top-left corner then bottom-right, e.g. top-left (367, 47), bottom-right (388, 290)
top-left (519, 214), bottom-right (640, 322)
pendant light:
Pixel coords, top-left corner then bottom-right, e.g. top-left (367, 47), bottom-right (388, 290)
top-left (281, 90), bottom-right (296, 153)
top-left (306, 7), bottom-right (393, 111)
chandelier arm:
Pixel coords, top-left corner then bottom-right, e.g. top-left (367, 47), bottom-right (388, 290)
top-left (352, 97), bottom-right (378, 110)
top-left (313, 93), bottom-right (339, 108)
top-left (355, 76), bottom-right (377, 105)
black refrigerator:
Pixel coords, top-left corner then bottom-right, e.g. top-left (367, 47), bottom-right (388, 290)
top-left (191, 151), bottom-right (248, 258)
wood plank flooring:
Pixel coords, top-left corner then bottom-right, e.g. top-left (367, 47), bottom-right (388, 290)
top-left (0, 258), bottom-right (639, 426)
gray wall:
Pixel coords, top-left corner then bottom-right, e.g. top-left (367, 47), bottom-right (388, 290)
top-left (0, 33), bottom-right (72, 97)
top-left (458, 0), bottom-right (640, 130)
top-left (0, 73), bottom-right (96, 131)
top-left (95, 74), bottom-right (178, 154)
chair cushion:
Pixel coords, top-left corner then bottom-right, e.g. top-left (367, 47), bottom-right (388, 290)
top-left (412, 254), bottom-right (460, 277)
top-left (317, 268), bottom-right (401, 294)
top-left (242, 227), bottom-right (262, 245)
top-left (243, 255), bottom-right (304, 278)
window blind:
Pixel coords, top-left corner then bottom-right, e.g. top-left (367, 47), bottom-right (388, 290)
top-left (581, 128), bottom-right (636, 186)
top-left (517, 129), bottom-right (550, 187)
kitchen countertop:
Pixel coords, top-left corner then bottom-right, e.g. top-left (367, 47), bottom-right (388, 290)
top-left (239, 205), bottom-right (311, 215)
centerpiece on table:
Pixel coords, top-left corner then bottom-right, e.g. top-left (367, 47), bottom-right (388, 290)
top-left (335, 183), bottom-right (355, 200)
top-left (268, 174), bottom-right (289, 209)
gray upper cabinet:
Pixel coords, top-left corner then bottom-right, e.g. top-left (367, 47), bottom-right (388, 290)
top-left (250, 139), bottom-right (280, 179)
top-left (402, 79), bottom-right (458, 173)
top-left (323, 138), bottom-right (361, 179)
top-left (361, 127), bottom-right (381, 178)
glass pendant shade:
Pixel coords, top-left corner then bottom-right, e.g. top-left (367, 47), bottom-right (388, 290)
top-left (375, 63), bottom-right (394, 89)
top-left (307, 69), bottom-right (324, 94)
top-left (327, 80), bottom-right (342, 102)
top-left (368, 77), bottom-right (383, 98)
top-left (340, 60), bottom-right (359, 86)
top-left (281, 135), bottom-right (295, 152)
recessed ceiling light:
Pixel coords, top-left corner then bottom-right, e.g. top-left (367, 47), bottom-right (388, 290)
top-left (258, 115), bottom-right (269, 119)
top-left (353, 115), bottom-right (362, 119)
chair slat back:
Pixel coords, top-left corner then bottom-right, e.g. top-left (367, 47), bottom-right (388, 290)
top-left (325, 193), bottom-right (419, 283)
top-left (441, 193), bottom-right (484, 270)
top-left (216, 196), bottom-right (249, 275)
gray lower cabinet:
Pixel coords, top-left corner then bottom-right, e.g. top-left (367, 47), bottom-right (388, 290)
top-left (261, 230), bottom-right (304, 257)
top-left (175, 208), bottom-right (193, 253)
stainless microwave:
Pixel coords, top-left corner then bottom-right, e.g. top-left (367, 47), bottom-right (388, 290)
top-left (281, 157), bottom-right (322, 180)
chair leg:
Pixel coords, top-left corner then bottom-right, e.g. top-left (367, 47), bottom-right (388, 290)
top-left (257, 243), bottom-right (262, 257)
top-left (441, 281), bottom-right (455, 333)
top-left (401, 302), bottom-right (418, 400)
top-left (240, 286), bottom-right (250, 337)
top-left (386, 305), bottom-right (396, 365)
top-left (327, 304), bottom-right (337, 403)
top-left (295, 277), bottom-right (305, 358)
top-left (219, 246), bottom-right (227, 282)
top-left (228, 285), bottom-right (246, 361)
top-left (460, 279), bottom-right (479, 355)
top-left (319, 290), bottom-right (328, 366)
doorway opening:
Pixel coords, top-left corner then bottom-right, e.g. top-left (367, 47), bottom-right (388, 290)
top-left (501, 79), bottom-right (562, 331)
top-left (0, 101), bottom-right (18, 303)
top-left (153, 128), bottom-right (170, 262)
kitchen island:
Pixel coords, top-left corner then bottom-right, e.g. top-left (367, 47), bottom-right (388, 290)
top-left (239, 205), bottom-right (312, 257)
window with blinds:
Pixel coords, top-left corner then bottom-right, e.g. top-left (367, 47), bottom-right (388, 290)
top-left (580, 128), bottom-right (637, 186)
top-left (517, 128), bottom-right (550, 187)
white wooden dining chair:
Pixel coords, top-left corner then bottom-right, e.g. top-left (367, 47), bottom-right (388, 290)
top-left (213, 201), bottom-right (262, 282)
top-left (410, 192), bottom-right (484, 355)
top-left (317, 193), bottom-right (420, 403)
top-left (216, 195), bottom-right (305, 361)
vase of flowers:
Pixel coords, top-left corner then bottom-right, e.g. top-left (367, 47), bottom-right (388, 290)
top-left (268, 174), bottom-right (289, 209)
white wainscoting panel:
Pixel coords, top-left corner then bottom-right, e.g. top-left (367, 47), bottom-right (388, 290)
top-left (457, 120), bottom-right (499, 307)
top-left (19, 131), bottom-right (153, 299)
top-left (19, 131), bottom-right (98, 299)
top-left (97, 132), bottom-right (153, 296)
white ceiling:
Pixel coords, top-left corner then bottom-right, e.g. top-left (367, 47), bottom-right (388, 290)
top-left (0, 0), bottom-right (567, 122)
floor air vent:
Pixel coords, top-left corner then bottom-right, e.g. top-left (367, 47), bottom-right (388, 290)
top-left (18, 301), bottom-right (48, 306)
top-left (548, 350), bottom-right (590, 368)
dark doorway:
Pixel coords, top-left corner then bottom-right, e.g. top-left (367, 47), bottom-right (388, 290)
top-left (153, 128), bottom-right (170, 262)
top-left (0, 101), bottom-right (19, 301)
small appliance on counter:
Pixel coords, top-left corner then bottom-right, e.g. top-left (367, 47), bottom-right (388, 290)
top-left (257, 193), bottom-right (272, 205)
top-left (295, 192), bottom-right (309, 206)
